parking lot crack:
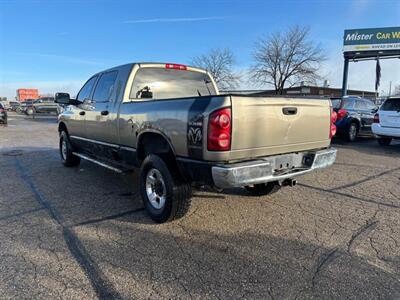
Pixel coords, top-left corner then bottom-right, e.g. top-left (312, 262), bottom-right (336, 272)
top-left (347, 218), bottom-right (379, 254)
top-left (311, 247), bottom-right (340, 287)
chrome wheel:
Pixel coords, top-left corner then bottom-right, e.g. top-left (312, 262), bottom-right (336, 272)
top-left (145, 168), bottom-right (166, 209)
top-left (349, 123), bottom-right (357, 141)
top-left (61, 138), bottom-right (67, 161)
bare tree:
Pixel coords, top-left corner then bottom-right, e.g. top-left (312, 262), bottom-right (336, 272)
top-left (394, 84), bottom-right (400, 96)
top-left (250, 26), bottom-right (326, 94)
top-left (191, 48), bottom-right (241, 90)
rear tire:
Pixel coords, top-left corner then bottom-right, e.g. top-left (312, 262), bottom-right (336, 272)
top-left (377, 137), bottom-right (392, 146)
top-left (59, 131), bottom-right (80, 167)
top-left (140, 154), bottom-right (192, 223)
top-left (245, 182), bottom-right (281, 196)
top-left (26, 107), bottom-right (34, 116)
top-left (346, 122), bottom-right (358, 142)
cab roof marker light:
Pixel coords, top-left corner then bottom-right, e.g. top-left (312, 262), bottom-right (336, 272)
top-left (165, 63), bottom-right (187, 70)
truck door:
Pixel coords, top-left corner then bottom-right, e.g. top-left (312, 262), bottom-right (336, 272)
top-left (84, 70), bottom-right (119, 154)
top-left (68, 75), bottom-right (98, 146)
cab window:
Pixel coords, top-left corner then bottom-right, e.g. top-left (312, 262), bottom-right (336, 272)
top-left (77, 76), bottom-right (98, 101)
top-left (130, 67), bottom-right (216, 100)
top-left (93, 71), bottom-right (118, 102)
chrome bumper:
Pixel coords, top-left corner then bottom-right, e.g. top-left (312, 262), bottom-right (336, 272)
top-left (212, 148), bottom-right (337, 188)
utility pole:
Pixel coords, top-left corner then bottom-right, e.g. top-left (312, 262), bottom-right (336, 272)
top-left (389, 81), bottom-right (392, 97)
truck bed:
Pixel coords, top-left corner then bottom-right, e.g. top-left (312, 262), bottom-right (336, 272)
top-left (203, 95), bottom-right (332, 162)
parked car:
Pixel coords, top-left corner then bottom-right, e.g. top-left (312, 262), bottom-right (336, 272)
top-left (55, 62), bottom-right (337, 223)
top-left (8, 101), bottom-right (21, 112)
top-left (372, 97), bottom-right (400, 145)
top-left (18, 100), bottom-right (35, 114)
top-left (331, 96), bottom-right (378, 142)
top-left (24, 99), bottom-right (61, 115)
top-left (0, 103), bottom-right (8, 124)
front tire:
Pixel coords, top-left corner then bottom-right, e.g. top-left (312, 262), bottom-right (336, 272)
top-left (377, 137), bottom-right (392, 146)
top-left (139, 155), bottom-right (192, 223)
top-left (346, 122), bottom-right (358, 142)
top-left (59, 131), bottom-right (80, 167)
top-left (245, 182), bottom-right (281, 196)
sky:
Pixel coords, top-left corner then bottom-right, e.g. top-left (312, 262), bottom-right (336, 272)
top-left (1, 0), bottom-right (400, 99)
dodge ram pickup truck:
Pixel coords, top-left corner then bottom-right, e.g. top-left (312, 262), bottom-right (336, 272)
top-left (55, 62), bottom-right (337, 223)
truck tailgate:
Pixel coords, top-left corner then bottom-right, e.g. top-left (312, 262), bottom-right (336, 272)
top-left (230, 96), bottom-right (331, 159)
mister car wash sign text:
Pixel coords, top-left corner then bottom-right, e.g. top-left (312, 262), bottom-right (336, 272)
top-left (343, 27), bottom-right (400, 52)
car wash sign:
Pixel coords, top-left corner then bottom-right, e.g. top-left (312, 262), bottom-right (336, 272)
top-left (343, 27), bottom-right (400, 52)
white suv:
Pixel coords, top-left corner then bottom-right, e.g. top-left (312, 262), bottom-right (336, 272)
top-left (372, 97), bottom-right (400, 146)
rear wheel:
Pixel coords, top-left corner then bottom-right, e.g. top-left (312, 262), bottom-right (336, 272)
top-left (245, 182), bottom-right (281, 196)
top-left (26, 107), bottom-right (35, 116)
top-left (59, 131), bottom-right (80, 167)
top-left (377, 137), bottom-right (392, 146)
top-left (346, 122), bottom-right (358, 142)
top-left (140, 154), bottom-right (192, 223)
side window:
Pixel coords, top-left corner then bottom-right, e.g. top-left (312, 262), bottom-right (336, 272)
top-left (93, 71), bottom-right (118, 102)
top-left (342, 99), bottom-right (355, 109)
top-left (77, 76), bottom-right (98, 101)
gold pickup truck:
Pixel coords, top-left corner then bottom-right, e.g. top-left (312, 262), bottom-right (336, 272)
top-left (55, 62), bottom-right (337, 223)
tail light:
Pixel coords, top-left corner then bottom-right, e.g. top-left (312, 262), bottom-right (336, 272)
top-left (330, 108), bottom-right (337, 139)
top-left (208, 107), bottom-right (231, 151)
top-left (373, 113), bottom-right (380, 123)
top-left (0, 108), bottom-right (4, 113)
top-left (337, 108), bottom-right (347, 120)
top-left (165, 63), bottom-right (187, 70)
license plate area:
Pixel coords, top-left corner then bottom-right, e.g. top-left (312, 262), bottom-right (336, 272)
top-left (270, 152), bottom-right (314, 173)
top-left (274, 155), bottom-right (295, 171)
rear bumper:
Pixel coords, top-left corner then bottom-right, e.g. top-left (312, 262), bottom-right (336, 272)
top-left (211, 148), bottom-right (337, 188)
top-left (372, 124), bottom-right (400, 138)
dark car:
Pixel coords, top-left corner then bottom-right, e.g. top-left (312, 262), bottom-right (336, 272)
top-left (24, 99), bottom-right (61, 115)
top-left (0, 103), bottom-right (8, 124)
top-left (8, 101), bottom-right (20, 112)
top-left (331, 96), bottom-right (378, 142)
top-left (18, 99), bottom-right (35, 113)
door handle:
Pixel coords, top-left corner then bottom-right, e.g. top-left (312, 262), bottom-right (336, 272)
top-left (79, 111), bottom-right (85, 116)
top-left (282, 107), bottom-right (297, 115)
top-left (101, 110), bottom-right (109, 116)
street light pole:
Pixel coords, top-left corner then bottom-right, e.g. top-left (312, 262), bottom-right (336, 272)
top-left (342, 58), bottom-right (349, 97)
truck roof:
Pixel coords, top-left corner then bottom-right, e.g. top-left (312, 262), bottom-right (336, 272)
top-left (99, 62), bottom-right (208, 76)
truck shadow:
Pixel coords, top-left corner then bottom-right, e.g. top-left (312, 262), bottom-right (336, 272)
top-left (1, 147), bottom-right (399, 298)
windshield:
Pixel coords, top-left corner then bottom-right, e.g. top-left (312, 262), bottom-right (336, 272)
top-left (331, 98), bottom-right (342, 109)
top-left (130, 67), bottom-right (217, 100)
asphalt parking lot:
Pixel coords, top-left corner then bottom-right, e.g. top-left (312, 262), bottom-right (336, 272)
top-left (1, 112), bottom-right (400, 299)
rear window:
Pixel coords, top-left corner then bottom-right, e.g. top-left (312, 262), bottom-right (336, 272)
top-left (381, 99), bottom-right (400, 111)
top-left (0, 103), bottom-right (4, 109)
top-left (130, 68), bottom-right (217, 100)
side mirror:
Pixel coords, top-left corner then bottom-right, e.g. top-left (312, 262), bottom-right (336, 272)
top-left (372, 107), bottom-right (378, 113)
top-left (55, 93), bottom-right (80, 105)
top-left (55, 93), bottom-right (71, 104)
